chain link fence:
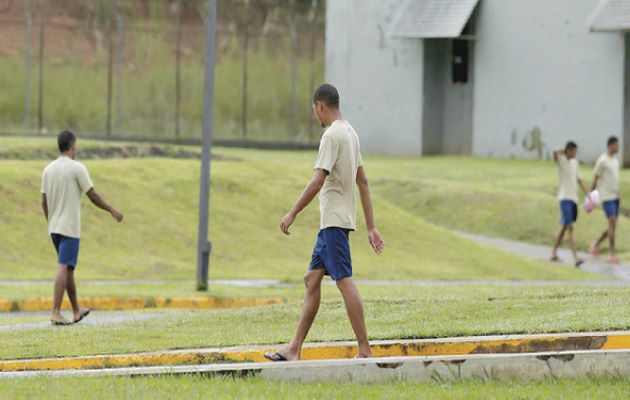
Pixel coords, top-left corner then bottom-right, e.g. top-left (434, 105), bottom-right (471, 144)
top-left (0, 0), bottom-right (324, 145)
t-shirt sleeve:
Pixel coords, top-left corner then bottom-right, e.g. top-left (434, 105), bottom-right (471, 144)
top-left (76, 163), bottom-right (94, 193)
top-left (357, 150), bottom-right (364, 168)
top-left (314, 134), bottom-right (337, 173)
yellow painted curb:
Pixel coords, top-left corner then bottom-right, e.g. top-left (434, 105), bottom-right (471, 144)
top-left (1, 332), bottom-right (627, 372)
top-left (5, 296), bottom-right (288, 312)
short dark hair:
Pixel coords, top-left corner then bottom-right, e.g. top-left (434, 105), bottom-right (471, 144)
top-left (58, 130), bottom-right (76, 153)
top-left (565, 141), bottom-right (577, 151)
top-left (312, 83), bottom-right (340, 109)
top-left (607, 136), bottom-right (619, 147)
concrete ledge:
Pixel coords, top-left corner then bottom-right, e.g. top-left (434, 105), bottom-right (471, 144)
top-left (2, 350), bottom-right (628, 383)
top-left (1, 331), bottom-right (627, 372)
top-left (0, 296), bottom-right (289, 312)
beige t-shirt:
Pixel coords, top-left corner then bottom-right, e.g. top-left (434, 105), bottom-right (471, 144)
top-left (314, 120), bottom-right (363, 230)
top-left (41, 156), bottom-right (94, 238)
top-left (557, 155), bottom-right (580, 203)
top-left (594, 153), bottom-right (620, 202)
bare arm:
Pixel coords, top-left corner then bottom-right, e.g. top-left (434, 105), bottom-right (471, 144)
top-left (591, 176), bottom-right (598, 193)
top-left (356, 166), bottom-right (385, 254)
top-left (578, 178), bottom-right (589, 197)
top-left (41, 194), bottom-right (48, 220)
top-left (280, 169), bottom-right (327, 235)
top-left (86, 188), bottom-right (123, 222)
top-left (553, 148), bottom-right (564, 163)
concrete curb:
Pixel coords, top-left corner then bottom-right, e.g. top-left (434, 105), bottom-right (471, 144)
top-left (2, 350), bottom-right (628, 383)
top-left (0, 296), bottom-right (289, 312)
top-left (1, 331), bottom-right (628, 372)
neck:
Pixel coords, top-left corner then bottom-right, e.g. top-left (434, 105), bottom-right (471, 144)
top-left (608, 150), bottom-right (615, 156)
top-left (61, 151), bottom-right (73, 159)
top-left (324, 110), bottom-right (343, 127)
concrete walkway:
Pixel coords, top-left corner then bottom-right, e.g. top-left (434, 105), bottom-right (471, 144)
top-left (2, 350), bottom-right (628, 383)
top-left (0, 311), bottom-right (168, 332)
top-left (456, 231), bottom-right (630, 281)
top-left (1, 331), bottom-right (627, 372)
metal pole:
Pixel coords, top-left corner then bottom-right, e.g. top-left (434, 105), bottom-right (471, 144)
top-left (197, 0), bottom-right (217, 291)
top-left (37, 0), bottom-right (44, 133)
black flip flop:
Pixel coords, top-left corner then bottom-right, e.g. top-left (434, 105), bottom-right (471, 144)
top-left (550, 256), bottom-right (562, 263)
top-left (73, 309), bottom-right (91, 324)
top-left (575, 260), bottom-right (585, 268)
top-left (51, 319), bottom-right (72, 326)
top-left (264, 352), bottom-right (288, 362)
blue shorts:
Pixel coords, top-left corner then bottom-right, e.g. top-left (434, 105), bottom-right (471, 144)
top-left (51, 234), bottom-right (80, 270)
top-left (603, 199), bottom-right (620, 219)
top-left (559, 200), bottom-right (578, 226)
top-left (309, 227), bottom-right (352, 281)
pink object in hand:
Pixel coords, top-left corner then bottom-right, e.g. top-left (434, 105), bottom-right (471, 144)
top-left (584, 190), bottom-right (600, 213)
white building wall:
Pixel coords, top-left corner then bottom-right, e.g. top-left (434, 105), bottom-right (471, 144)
top-left (325, 0), bottom-right (424, 155)
top-left (472, 0), bottom-right (625, 163)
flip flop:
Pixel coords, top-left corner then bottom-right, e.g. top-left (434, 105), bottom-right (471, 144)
top-left (51, 318), bottom-right (72, 326)
top-left (73, 309), bottom-right (91, 324)
top-left (575, 260), bottom-right (584, 268)
top-left (549, 256), bottom-right (562, 263)
top-left (263, 352), bottom-right (288, 362)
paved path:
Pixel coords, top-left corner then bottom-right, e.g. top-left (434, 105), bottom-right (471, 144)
top-left (0, 311), bottom-right (168, 332)
top-left (456, 231), bottom-right (630, 281)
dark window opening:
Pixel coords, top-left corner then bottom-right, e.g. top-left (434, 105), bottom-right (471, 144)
top-left (452, 39), bottom-right (469, 84)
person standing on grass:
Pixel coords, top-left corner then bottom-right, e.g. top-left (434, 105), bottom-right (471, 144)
top-left (550, 142), bottom-right (589, 267)
top-left (41, 130), bottom-right (123, 326)
top-left (264, 84), bottom-right (385, 362)
top-left (588, 136), bottom-right (621, 264)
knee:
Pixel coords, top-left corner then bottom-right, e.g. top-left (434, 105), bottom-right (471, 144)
top-left (335, 277), bottom-right (351, 292)
top-left (567, 225), bottom-right (574, 233)
top-left (303, 272), bottom-right (320, 291)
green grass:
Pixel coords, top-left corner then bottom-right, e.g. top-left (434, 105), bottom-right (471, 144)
top-left (0, 140), bottom-right (595, 282)
top-left (368, 156), bottom-right (630, 258)
top-left (1, 285), bottom-right (627, 360)
top-left (2, 375), bottom-right (628, 400)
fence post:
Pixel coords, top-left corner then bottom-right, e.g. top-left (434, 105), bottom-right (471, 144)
top-left (106, 0), bottom-right (116, 137)
top-left (174, 0), bottom-right (182, 140)
top-left (23, 0), bottom-right (33, 130)
top-left (37, 0), bottom-right (45, 133)
top-left (288, 3), bottom-right (298, 139)
top-left (114, 3), bottom-right (124, 134)
top-left (307, 0), bottom-right (318, 142)
top-left (241, 0), bottom-right (250, 139)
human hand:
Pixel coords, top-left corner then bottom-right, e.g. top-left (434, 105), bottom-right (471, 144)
top-left (280, 212), bottom-right (296, 235)
top-left (111, 209), bottom-right (124, 223)
top-left (368, 228), bottom-right (385, 254)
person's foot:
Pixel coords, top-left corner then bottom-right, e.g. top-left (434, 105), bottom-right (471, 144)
top-left (50, 314), bottom-right (72, 326)
top-left (608, 255), bottom-right (621, 265)
top-left (73, 308), bottom-right (90, 324)
top-left (263, 347), bottom-right (299, 362)
top-left (354, 352), bottom-right (373, 359)
top-left (550, 255), bottom-right (562, 263)
top-left (574, 259), bottom-right (584, 268)
top-left (587, 246), bottom-right (599, 258)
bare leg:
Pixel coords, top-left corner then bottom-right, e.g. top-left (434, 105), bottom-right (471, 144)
top-left (608, 216), bottom-right (618, 260)
top-left (51, 264), bottom-right (69, 322)
top-left (566, 225), bottom-right (581, 264)
top-left (336, 277), bottom-right (372, 358)
top-left (266, 269), bottom-right (325, 361)
top-left (551, 225), bottom-right (567, 259)
top-left (66, 269), bottom-right (81, 319)
top-left (593, 229), bottom-right (608, 249)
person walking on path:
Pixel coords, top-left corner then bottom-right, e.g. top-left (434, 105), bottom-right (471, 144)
top-left (41, 131), bottom-right (123, 325)
top-left (588, 136), bottom-right (621, 264)
top-left (264, 84), bottom-right (385, 362)
top-left (550, 142), bottom-right (589, 267)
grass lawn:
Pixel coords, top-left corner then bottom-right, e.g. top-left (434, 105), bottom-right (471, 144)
top-left (0, 138), bottom-right (604, 282)
top-left (2, 375), bottom-right (628, 400)
top-left (0, 285), bottom-right (627, 360)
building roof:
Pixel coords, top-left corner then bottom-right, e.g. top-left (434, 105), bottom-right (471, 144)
top-left (589, 0), bottom-right (630, 32)
top-left (391, 0), bottom-right (480, 38)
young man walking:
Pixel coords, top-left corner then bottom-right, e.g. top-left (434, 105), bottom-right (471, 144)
top-left (588, 136), bottom-right (621, 264)
top-left (41, 131), bottom-right (123, 325)
top-left (550, 142), bottom-right (588, 267)
top-left (264, 84), bottom-right (385, 362)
